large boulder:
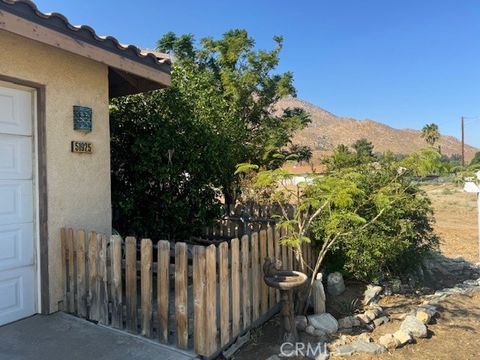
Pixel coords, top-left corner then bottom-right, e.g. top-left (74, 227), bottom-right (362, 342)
top-left (327, 272), bottom-right (345, 296)
top-left (308, 313), bottom-right (339, 335)
top-left (400, 315), bottom-right (428, 338)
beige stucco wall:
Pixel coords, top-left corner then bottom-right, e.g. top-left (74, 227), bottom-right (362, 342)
top-left (0, 30), bottom-right (112, 312)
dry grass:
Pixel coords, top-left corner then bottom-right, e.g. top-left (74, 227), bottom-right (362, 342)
top-left (423, 183), bottom-right (479, 263)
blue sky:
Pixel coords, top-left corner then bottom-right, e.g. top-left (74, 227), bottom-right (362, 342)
top-left (36, 0), bottom-right (480, 147)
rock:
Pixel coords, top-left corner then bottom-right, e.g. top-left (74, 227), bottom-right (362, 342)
top-left (357, 332), bottom-right (372, 343)
top-left (305, 325), bottom-right (316, 335)
top-left (378, 334), bottom-right (401, 349)
top-left (338, 316), bottom-right (360, 329)
top-left (355, 313), bottom-right (371, 325)
top-left (363, 285), bottom-right (383, 305)
top-left (393, 329), bottom-right (413, 346)
top-left (295, 315), bottom-right (308, 331)
top-left (373, 316), bottom-right (389, 327)
top-left (415, 306), bottom-right (438, 324)
top-left (308, 313), bottom-right (339, 335)
top-left (371, 305), bottom-right (384, 317)
top-left (327, 272), bottom-right (345, 296)
top-left (312, 273), bottom-right (327, 314)
top-left (400, 315), bottom-right (428, 338)
top-left (391, 278), bottom-right (402, 293)
top-left (313, 328), bottom-right (327, 338)
top-left (364, 310), bottom-right (377, 321)
top-left (335, 344), bottom-right (354, 357)
top-left (335, 340), bottom-right (386, 356)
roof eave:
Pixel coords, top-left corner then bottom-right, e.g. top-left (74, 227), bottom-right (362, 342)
top-left (0, 0), bottom-right (171, 96)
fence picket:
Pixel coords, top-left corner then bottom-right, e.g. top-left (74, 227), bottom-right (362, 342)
top-left (267, 227), bottom-right (275, 309)
top-left (205, 244), bottom-right (217, 356)
top-left (158, 240), bottom-right (170, 343)
top-left (241, 235), bottom-right (251, 330)
top-left (259, 230), bottom-right (268, 314)
top-left (98, 234), bottom-right (109, 325)
top-left (251, 233), bottom-right (260, 322)
top-left (125, 237), bottom-right (137, 332)
top-left (231, 238), bottom-right (240, 338)
top-left (76, 229), bottom-right (87, 318)
top-left (60, 228), bottom-right (67, 310)
top-left (175, 242), bottom-right (188, 349)
top-left (193, 246), bottom-right (206, 355)
top-left (219, 242), bottom-right (230, 347)
top-left (66, 228), bottom-right (75, 314)
top-left (141, 239), bottom-right (153, 337)
top-left (87, 231), bottom-right (99, 320)
top-left (111, 235), bottom-right (123, 329)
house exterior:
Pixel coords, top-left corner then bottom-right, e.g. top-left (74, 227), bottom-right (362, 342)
top-left (0, 0), bottom-right (171, 325)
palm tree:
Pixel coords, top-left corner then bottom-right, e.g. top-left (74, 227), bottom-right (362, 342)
top-left (421, 123), bottom-right (440, 147)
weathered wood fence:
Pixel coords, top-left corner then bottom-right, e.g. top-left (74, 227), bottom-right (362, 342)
top-left (61, 225), bottom-right (316, 358)
top-left (202, 202), bottom-right (295, 241)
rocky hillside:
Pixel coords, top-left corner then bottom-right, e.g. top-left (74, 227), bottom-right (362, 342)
top-left (277, 97), bottom-right (478, 164)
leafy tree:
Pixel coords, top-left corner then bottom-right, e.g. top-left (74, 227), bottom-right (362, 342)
top-left (110, 30), bottom-right (310, 238)
top-left (400, 148), bottom-right (443, 176)
top-left (322, 144), bottom-right (358, 171)
top-left (352, 138), bottom-right (375, 160)
top-left (470, 151), bottom-right (480, 166)
top-left (157, 30), bottom-right (311, 204)
top-left (421, 123), bottom-right (440, 146)
top-left (249, 156), bottom-right (438, 312)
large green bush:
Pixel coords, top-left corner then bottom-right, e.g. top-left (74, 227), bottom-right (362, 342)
top-left (317, 162), bottom-right (439, 282)
top-left (249, 143), bottom-right (439, 285)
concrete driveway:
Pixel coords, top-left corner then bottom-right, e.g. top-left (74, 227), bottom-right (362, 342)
top-left (0, 312), bottom-right (196, 360)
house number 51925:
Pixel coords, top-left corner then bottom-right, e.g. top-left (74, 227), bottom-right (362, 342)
top-left (71, 141), bottom-right (93, 154)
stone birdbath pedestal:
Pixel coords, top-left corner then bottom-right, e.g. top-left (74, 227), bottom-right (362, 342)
top-left (263, 257), bottom-right (308, 342)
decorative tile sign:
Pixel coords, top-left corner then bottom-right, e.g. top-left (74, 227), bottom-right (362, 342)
top-left (73, 105), bottom-right (92, 132)
top-left (71, 141), bottom-right (93, 154)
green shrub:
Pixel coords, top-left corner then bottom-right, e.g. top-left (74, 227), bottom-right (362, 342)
top-left (312, 162), bottom-right (439, 282)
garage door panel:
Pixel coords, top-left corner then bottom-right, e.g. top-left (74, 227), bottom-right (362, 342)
top-left (0, 180), bottom-right (33, 225)
top-left (0, 267), bottom-right (35, 326)
top-left (0, 223), bottom-right (34, 271)
top-left (0, 134), bottom-right (32, 180)
top-left (0, 83), bottom-right (35, 326)
top-left (0, 86), bottom-right (32, 136)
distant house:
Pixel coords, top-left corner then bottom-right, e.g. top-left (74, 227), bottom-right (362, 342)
top-left (0, 0), bottom-right (171, 324)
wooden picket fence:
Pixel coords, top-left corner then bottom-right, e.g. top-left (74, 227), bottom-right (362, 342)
top-left (60, 226), bottom-right (316, 358)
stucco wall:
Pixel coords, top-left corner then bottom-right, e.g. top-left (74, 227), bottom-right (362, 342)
top-left (0, 31), bottom-right (112, 312)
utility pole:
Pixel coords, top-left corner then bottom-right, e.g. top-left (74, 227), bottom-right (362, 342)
top-left (461, 116), bottom-right (465, 167)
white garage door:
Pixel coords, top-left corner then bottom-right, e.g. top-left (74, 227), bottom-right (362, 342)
top-left (0, 83), bottom-right (36, 326)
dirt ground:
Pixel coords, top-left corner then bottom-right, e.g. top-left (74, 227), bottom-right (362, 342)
top-left (423, 183), bottom-right (478, 263)
top-left (234, 182), bottom-right (480, 360)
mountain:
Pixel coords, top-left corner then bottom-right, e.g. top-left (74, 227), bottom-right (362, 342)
top-left (276, 97), bottom-right (478, 165)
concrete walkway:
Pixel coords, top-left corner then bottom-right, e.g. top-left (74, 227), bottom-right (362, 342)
top-left (0, 312), bottom-right (196, 360)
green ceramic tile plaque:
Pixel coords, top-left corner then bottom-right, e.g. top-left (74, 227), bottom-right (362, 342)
top-left (73, 105), bottom-right (92, 132)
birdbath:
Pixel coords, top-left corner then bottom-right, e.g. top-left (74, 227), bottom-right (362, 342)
top-left (263, 257), bottom-right (308, 343)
